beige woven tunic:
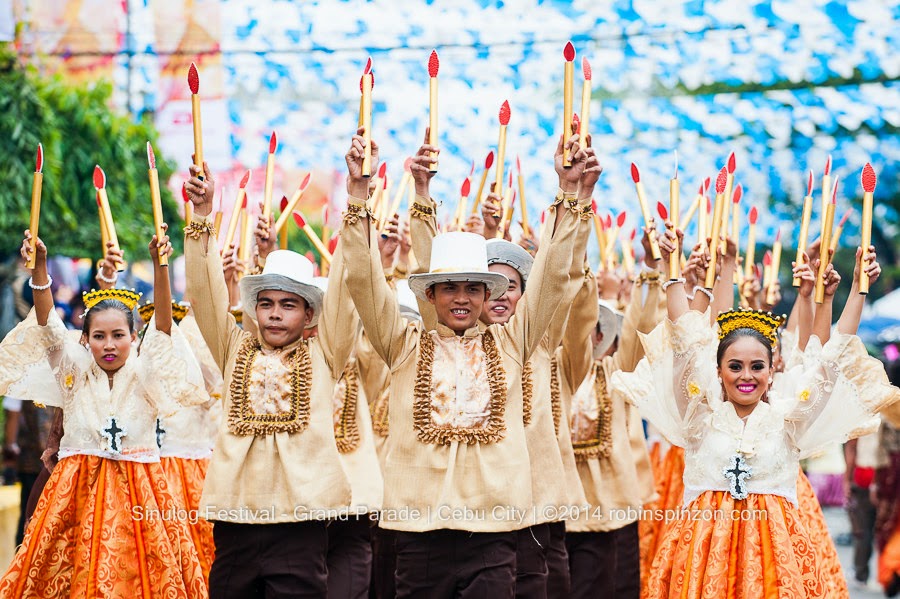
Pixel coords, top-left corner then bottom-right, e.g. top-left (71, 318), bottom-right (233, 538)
top-left (564, 277), bottom-right (662, 533)
top-left (342, 196), bottom-right (586, 532)
top-left (185, 219), bottom-right (354, 524)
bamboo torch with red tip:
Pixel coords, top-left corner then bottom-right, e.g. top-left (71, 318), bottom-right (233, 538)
top-left (606, 211), bottom-right (626, 268)
top-left (292, 211), bottom-right (332, 264)
top-left (580, 57), bottom-right (592, 144)
top-left (188, 63), bottom-right (204, 180)
top-left (745, 206), bottom-right (758, 280)
top-left (630, 162), bottom-right (661, 261)
top-left (516, 156), bottom-right (530, 237)
top-left (278, 196), bottom-right (289, 249)
top-left (146, 142), bottom-right (168, 266)
top-left (821, 155), bottom-right (832, 240)
top-left (859, 164), bottom-right (876, 294)
top-left (94, 166), bottom-right (122, 271)
top-left (275, 172), bottom-right (313, 235)
top-left (262, 131), bottom-right (277, 222)
top-left (592, 200), bottom-right (606, 265)
top-left (472, 151), bottom-right (494, 215)
top-left (562, 42), bottom-right (575, 166)
top-left (26, 143), bottom-right (43, 269)
top-left (455, 177), bottom-right (471, 230)
top-left (793, 170), bottom-right (815, 287)
top-left (181, 181), bottom-right (193, 224)
top-left (667, 152), bottom-right (680, 279)
top-left (766, 229), bottom-right (782, 306)
top-left (387, 158), bottom-right (413, 222)
top-left (360, 58), bottom-right (374, 177)
top-left (830, 209), bottom-right (851, 254)
top-left (495, 101), bottom-right (511, 196)
top-left (225, 171), bottom-right (251, 249)
top-left (705, 166), bottom-right (728, 288)
top-left (428, 50), bottom-right (439, 172)
top-left (96, 192), bottom-right (109, 259)
top-left (815, 177), bottom-right (838, 303)
top-left (696, 180), bottom-right (710, 248)
top-left (721, 152), bottom-right (736, 252)
top-left (497, 170), bottom-right (514, 239)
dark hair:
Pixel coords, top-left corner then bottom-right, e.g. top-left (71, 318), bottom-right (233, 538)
top-left (716, 328), bottom-right (773, 366)
top-left (82, 300), bottom-right (135, 335)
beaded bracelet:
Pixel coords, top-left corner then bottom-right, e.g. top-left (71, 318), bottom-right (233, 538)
top-left (693, 286), bottom-right (714, 301)
top-left (96, 270), bottom-right (118, 284)
top-left (661, 278), bottom-right (685, 291)
top-left (28, 276), bottom-right (52, 291)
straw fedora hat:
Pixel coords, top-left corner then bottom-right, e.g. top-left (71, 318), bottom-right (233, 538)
top-left (408, 232), bottom-right (509, 301)
top-left (485, 239), bottom-right (534, 283)
top-left (596, 299), bottom-right (624, 357)
top-left (239, 250), bottom-right (323, 322)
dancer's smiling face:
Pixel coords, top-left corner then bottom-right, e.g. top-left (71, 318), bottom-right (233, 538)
top-left (427, 282), bottom-right (489, 334)
top-left (717, 334), bottom-right (773, 416)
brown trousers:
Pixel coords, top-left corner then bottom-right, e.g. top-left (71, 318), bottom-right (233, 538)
top-left (546, 521), bottom-right (570, 598)
top-left (327, 516), bottom-right (373, 599)
top-left (515, 524), bottom-right (551, 598)
top-left (394, 529), bottom-right (517, 599)
top-left (565, 522), bottom-right (640, 599)
top-left (209, 520), bottom-right (329, 598)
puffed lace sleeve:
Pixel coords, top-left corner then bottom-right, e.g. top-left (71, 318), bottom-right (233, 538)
top-left (0, 308), bottom-right (87, 407)
top-left (611, 309), bottom-right (718, 447)
top-left (137, 317), bottom-right (206, 414)
top-left (779, 332), bottom-right (900, 459)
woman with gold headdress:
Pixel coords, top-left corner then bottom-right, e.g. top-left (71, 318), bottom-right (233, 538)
top-left (0, 227), bottom-right (208, 597)
top-left (613, 228), bottom-right (899, 598)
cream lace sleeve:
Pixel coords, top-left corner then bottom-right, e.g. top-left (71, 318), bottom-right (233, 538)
top-left (611, 309), bottom-right (717, 447)
top-left (0, 308), bottom-right (89, 407)
top-left (138, 317), bottom-right (207, 414)
top-left (781, 332), bottom-right (900, 459)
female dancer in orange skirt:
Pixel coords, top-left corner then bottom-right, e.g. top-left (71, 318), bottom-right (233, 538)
top-left (614, 233), bottom-right (897, 598)
top-left (0, 229), bottom-right (207, 598)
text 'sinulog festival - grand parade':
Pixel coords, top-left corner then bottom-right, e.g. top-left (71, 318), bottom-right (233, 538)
top-left (0, 3), bottom-right (898, 598)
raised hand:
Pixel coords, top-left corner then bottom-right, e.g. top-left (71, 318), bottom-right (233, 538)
top-left (20, 229), bottom-right (46, 270)
top-left (410, 127), bottom-right (440, 197)
top-left (854, 245), bottom-right (881, 287)
top-left (794, 254), bottom-right (816, 298)
top-left (255, 209), bottom-right (277, 261)
top-left (185, 160), bottom-right (215, 216)
top-left (554, 133), bottom-right (585, 192)
top-left (580, 146), bottom-right (602, 195)
top-left (481, 189), bottom-right (503, 239)
top-left (379, 214), bottom-right (401, 269)
top-left (822, 262), bottom-right (841, 298)
top-left (148, 224), bottom-right (172, 267)
top-left (345, 127), bottom-right (380, 200)
top-left (463, 214), bottom-right (484, 236)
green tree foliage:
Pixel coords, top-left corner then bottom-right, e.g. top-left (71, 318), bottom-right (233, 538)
top-left (0, 45), bottom-right (180, 260)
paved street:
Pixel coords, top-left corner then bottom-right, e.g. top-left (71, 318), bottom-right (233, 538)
top-left (824, 506), bottom-right (885, 598)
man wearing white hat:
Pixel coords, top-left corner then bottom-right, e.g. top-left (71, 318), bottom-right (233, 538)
top-left (562, 229), bottom-right (665, 599)
top-left (342, 128), bottom-right (592, 597)
top-left (184, 163), bottom-right (357, 597)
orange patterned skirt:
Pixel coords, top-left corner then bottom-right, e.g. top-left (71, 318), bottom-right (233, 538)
top-left (879, 518), bottom-right (900, 590)
top-left (796, 469), bottom-right (848, 597)
top-left (0, 454), bottom-right (207, 598)
top-left (645, 490), bottom-right (827, 599)
top-left (640, 444), bottom-right (685, 590)
top-left (160, 456), bottom-right (215, 580)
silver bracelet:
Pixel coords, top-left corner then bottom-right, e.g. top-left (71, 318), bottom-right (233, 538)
top-left (693, 286), bottom-right (714, 301)
top-left (96, 270), bottom-right (118, 284)
top-left (661, 278), bottom-right (685, 291)
top-left (28, 276), bottom-right (52, 291)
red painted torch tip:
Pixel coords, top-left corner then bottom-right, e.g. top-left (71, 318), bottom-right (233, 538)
top-left (300, 172), bottom-right (312, 191)
top-left (328, 234), bottom-right (340, 254)
top-left (657, 202), bottom-right (668, 220)
top-left (715, 166), bottom-right (727, 194)
top-left (806, 170), bottom-right (814, 196)
top-left (604, 214), bottom-right (612, 228)
top-left (485, 150), bottom-right (495, 169)
top-left (428, 50), bottom-right (439, 78)
top-left (591, 199), bottom-right (598, 214)
top-left (364, 57), bottom-right (372, 75)
top-left (630, 163), bottom-right (640, 184)
top-left (732, 183), bottom-right (742, 204)
top-left (704, 177), bottom-right (711, 194)
top-left (508, 169), bottom-right (513, 188)
top-left (697, 181), bottom-right (705, 195)
top-left (181, 183), bottom-right (190, 203)
top-left (727, 152), bottom-right (736, 174)
top-left (188, 63), bottom-right (199, 94)
top-left (461, 178), bottom-right (471, 197)
top-left (861, 163), bottom-right (876, 193)
top-left (499, 101), bottom-right (511, 126)
top-left (268, 131), bottom-right (277, 154)
top-left (629, 228), bottom-right (636, 241)
top-left (239, 170), bottom-right (251, 189)
top-left (706, 198), bottom-right (712, 213)
top-left (516, 155), bottom-right (522, 172)
top-left (377, 161), bottom-right (387, 179)
top-left (35, 143), bottom-right (43, 173)
top-left (763, 251), bottom-right (772, 265)
top-left (775, 229), bottom-right (782, 243)
top-left (280, 196), bottom-right (289, 212)
top-left (616, 211), bottom-right (627, 227)
top-left (582, 57), bottom-right (592, 80)
top-left (837, 209), bottom-right (851, 228)
top-left (824, 154), bottom-right (832, 176)
top-left (563, 41), bottom-right (575, 61)
top-left (749, 206), bottom-right (758, 224)
top-left (292, 211), bottom-right (307, 228)
top-left (241, 194), bottom-right (248, 209)
top-left (831, 175), bottom-right (840, 204)
top-left (93, 165), bottom-right (106, 189)
top-left (146, 142), bottom-right (156, 170)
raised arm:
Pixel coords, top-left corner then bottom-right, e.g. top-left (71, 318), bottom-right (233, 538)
top-left (793, 255), bottom-right (816, 351)
top-left (342, 129), bottom-right (412, 367)
top-left (558, 268), bottom-right (599, 389)
top-left (184, 162), bottom-right (243, 371)
top-left (19, 231), bottom-right (53, 327)
top-left (94, 241), bottom-right (124, 291)
top-left (837, 245), bottom-right (880, 335)
top-left (408, 131), bottom-right (440, 331)
top-left (318, 236), bottom-right (359, 378)
top-left (614, 236), bottom-right (665, 374)
top-left (150, 224), bottom-right (173, 336)
top-left (709, 236), bottom-right (738, 319)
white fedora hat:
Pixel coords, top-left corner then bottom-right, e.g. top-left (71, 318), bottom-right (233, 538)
top-left (595, 299), bottom-right (624, 357)
top-left (408, 232), bottom-right (509, 301)
top-left (485, 239), bottom-right (534, 283)
top-left (394, 279), bottom-right (421, 321)
top-left (239, 250), bottom-right (324, 321)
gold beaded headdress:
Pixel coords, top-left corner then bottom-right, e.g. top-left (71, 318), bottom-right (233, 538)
top-left (83, 288), bottom-right (142, 312)
top-left (716, 308), bottom-right (786, 347)
top-left (138, 301), bottom-right (189, 324)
